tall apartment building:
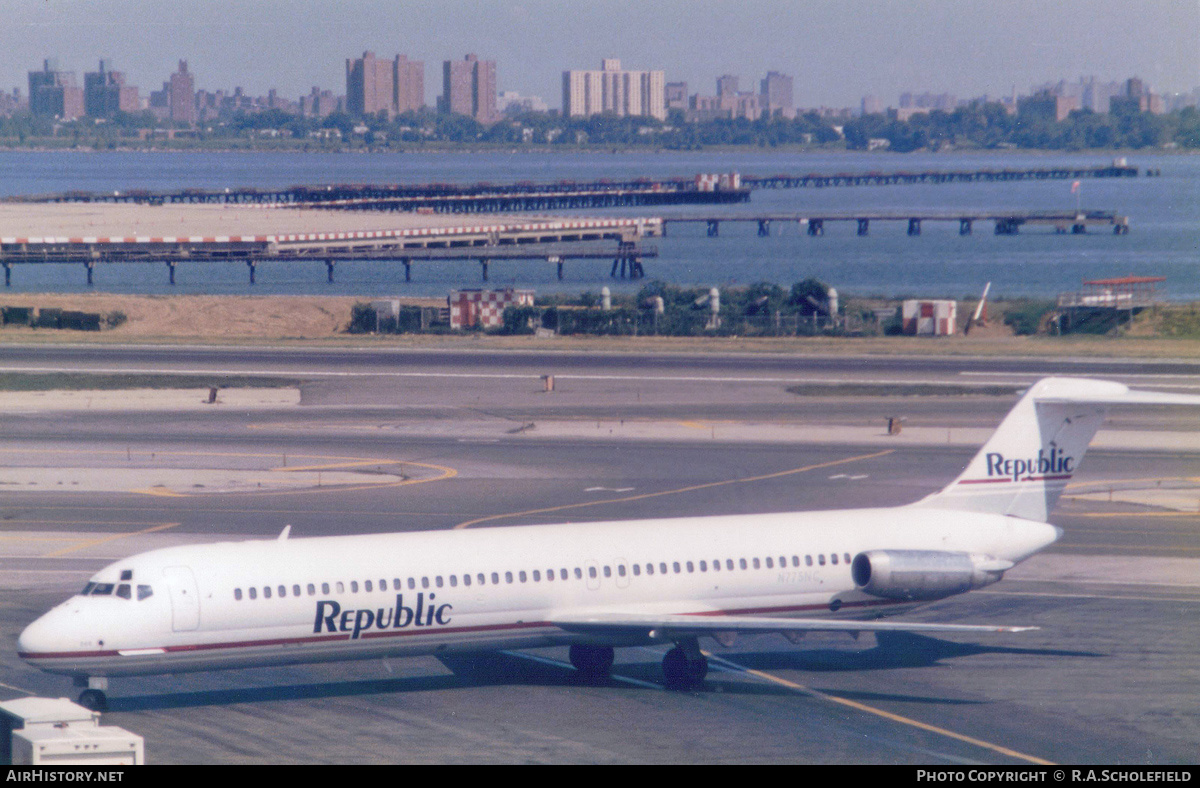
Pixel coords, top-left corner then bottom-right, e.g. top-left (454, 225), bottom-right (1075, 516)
top-left (84, 60), bottom-right (139, 117)
top-left (345, 52), bottom-right (424, 118)
top-left (440, 54), bottom-right (496, 124)
top-left (760, 71), bottom-right (794, 118)
top-left (28, 59), bottom-right (84, 120)
top-left (168, 60), bottom-right (195, 124)
top-left (562, 59), bottom-right (666, 121)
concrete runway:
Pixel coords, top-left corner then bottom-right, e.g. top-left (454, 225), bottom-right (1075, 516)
top-left (0, 345), bottom-right (1196, 763)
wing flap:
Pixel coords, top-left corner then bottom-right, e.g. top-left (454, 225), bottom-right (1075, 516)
top-left (549, 612), bottom-right (1036, 639)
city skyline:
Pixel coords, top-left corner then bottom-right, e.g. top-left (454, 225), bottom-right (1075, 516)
top-left (3, 0), bottom-right (1196, 111)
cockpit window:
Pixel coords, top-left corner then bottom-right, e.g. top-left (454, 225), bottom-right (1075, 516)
top-left (91, 583), bottom-right (114, 595)
top-left (138, 585), bottom-right (153, 601)
top-left (115, 584), bottom-right (131, 600)
top-left (80, 582), bottom-right (96, 596)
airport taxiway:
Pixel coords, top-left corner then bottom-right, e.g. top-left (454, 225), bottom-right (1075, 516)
top-left (0, 345), bottom-right (1196, 763)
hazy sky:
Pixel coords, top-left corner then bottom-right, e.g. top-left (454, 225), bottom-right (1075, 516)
top-left (6, 0), bottom-right (1198, 108)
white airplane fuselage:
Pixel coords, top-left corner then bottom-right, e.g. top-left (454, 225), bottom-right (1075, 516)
top-left (19, 507), bottom-right (1058, 679)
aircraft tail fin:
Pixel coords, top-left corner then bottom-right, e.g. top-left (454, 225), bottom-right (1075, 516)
top-left (912, 377), bottom-right (1200, 522)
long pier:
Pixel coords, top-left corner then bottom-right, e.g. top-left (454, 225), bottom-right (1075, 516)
top-left (666, 210), bottom-right (1130, 237)
top-left (0, 216), bottom-right (662, 286)
top-left (4, 164), bottom-right (1137, 212)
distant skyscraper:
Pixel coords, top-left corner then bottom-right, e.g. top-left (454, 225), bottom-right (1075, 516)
top-left (169, 61), bottom-right (195, 124)
top-left (29, 59), bottom-right (84, 120)
top-left (760, 71), bottom-right (794, 118)
top-left (665, 82), bottom-right (688, 111)
top-left (562, 58), bottom-right (666, 121)
top-left (441, 54), bottom-right (496, 124)
top-left (716, 75), bottom-right (739, 98)
top-left (84, 60), bottom-right (139, 118)
top-left (346, 52), bottom-right (424, 118)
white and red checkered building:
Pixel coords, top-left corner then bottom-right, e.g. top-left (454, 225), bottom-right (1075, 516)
top-left (448, 288), bottom-right (536, 330)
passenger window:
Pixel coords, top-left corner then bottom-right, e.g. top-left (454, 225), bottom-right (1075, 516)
top-left (765, 557), bottom-right (774, 569)
top-left (588, 567), bottom-right (597, 579)
top-left (831, 554), bottom-right (838, 565)
top-left (505, 571), bottom-right (513, 584)
top-left (560, 569), bottom-right (568, 580)
top-left (380, 579), bottom-right (387, 590)
top-left (574, 568), bottom-right (583, 580)
top-left (805, 556), bottom-right (813, 567)
top-left (617, 565), bottom-right (626, 577)
top-left (249, 587), bottom-right (257, 600)
top-left (699, 561), bottom-right (707, 572)
top-left (436, 576), bottom-right (444, 588)
top-left (493, 572), bottom-right (501, 584)
top-left (659, 563), bottom-right (668, 574)
top-left (532, 570), bottom-right (540, 582)
top-left (293, 584), bottom-right (301, 597)
top-left (632, 564), bottom-right (640, 576)
top-left (602, 566), bottom-right (611, 578)
top-left (464, 574), bottom-right (472, 586)
top-left (264, 586), bottom-right (272, 599)
top-left (686, 561), bottom-right (694, 573)
top-left (673, 562), bottom-right (681, 574)
top-left (408, 578), bottom-right (416, 590)
top-left (711, 560), bottom-right (720, 572)
top-left (516, 571), bottom-right (525, 583)
top-left (393, 579), bottom-right (401, 591)
top-left (234, 588), bottom-right (242, 601)
top-left (421, 577), bottom-right (429, 589)
top-left (279, 585), bottom-right (287, 597)
top-left (450, 575), bottom-right (458, 587)
top-left (545, 569), bottom-right (554, 581)
top-left (322, 582), bottom-right (330, 594)
top-left (792, 556), bottom-right (800, 567)
top-left (336, 582), bottom-right (344, 593)
top-left (844, 553), bottom-right (852, 564)
top-left (365, 580), bottom-right (373, 592)
top-left (350, 581), bottom-right (358, 593)
top-left (479, 573), bottom-right (487, 585)
top-left (646, 563), bottom-right (654, 575)
top-left (752, 558), bottom-right (760, 569)
top-left (739, 559), bottom-right (747, 570)
top-left (726, 559), bottom-right (734, 571)
top-left (818, 555), bottom-right (826, 566)
top-left (308, 584), bottom-right (316, 596)
top-left (137, 585), bottom-right (153, 601)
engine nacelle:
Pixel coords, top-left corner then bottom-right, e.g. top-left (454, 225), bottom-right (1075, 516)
top-left (851, 550), bottom-right (1010, 601)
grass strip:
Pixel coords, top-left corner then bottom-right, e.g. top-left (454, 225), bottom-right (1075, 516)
top-left (0, 373), bottom-right (302, 391)
top-left (785, 383), bottom-right (1025, 397)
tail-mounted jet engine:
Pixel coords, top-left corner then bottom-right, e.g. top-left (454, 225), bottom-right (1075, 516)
top-left (851, 550), bottom-right (1011, 601)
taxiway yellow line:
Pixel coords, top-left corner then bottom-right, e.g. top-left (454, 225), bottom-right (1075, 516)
top-left (43, 522), bottom-right (182, 558)
top-left (704, 651), bottom-right (1055, 765)
top-left (454, 449), bottom-right (894, 529)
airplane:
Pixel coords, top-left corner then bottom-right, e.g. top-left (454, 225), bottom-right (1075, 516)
top-left (16, 377), bottom-right (1200, 711)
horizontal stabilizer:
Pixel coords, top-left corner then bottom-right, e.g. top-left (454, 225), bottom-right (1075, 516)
top-left (550, 611), bottom-right (1037, 638)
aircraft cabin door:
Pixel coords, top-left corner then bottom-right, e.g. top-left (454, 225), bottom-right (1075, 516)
top-left (162, 565), bottom-right (200, 632)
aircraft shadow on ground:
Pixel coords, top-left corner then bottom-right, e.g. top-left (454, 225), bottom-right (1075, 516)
top-left (106, 631), bottom-right (1102, 712)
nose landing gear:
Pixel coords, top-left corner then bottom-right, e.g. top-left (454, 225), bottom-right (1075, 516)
top-left (74, 676), bottom-right (109, 711)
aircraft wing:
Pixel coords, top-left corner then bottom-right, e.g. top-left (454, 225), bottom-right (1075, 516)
top-left (549, 612), bottom-right (1037, 639)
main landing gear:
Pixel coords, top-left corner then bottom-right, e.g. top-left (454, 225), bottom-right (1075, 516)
top-left (569, 644), bottom-right (614, 682)
top-left (661, 638), bottom-right (708, 691)
top-left (74, 676), bottom-right (108, 711)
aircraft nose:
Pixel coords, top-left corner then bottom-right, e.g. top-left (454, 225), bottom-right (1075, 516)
top-left (18, 610), bottom-right (71, 659)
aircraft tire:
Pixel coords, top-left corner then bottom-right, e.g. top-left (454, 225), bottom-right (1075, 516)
top-left (78, 689), bottom-right (108, 712)
top-left (662, 647), bottom-right (707, 690)
top-left (569, 645), bottom-right (615, 678)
